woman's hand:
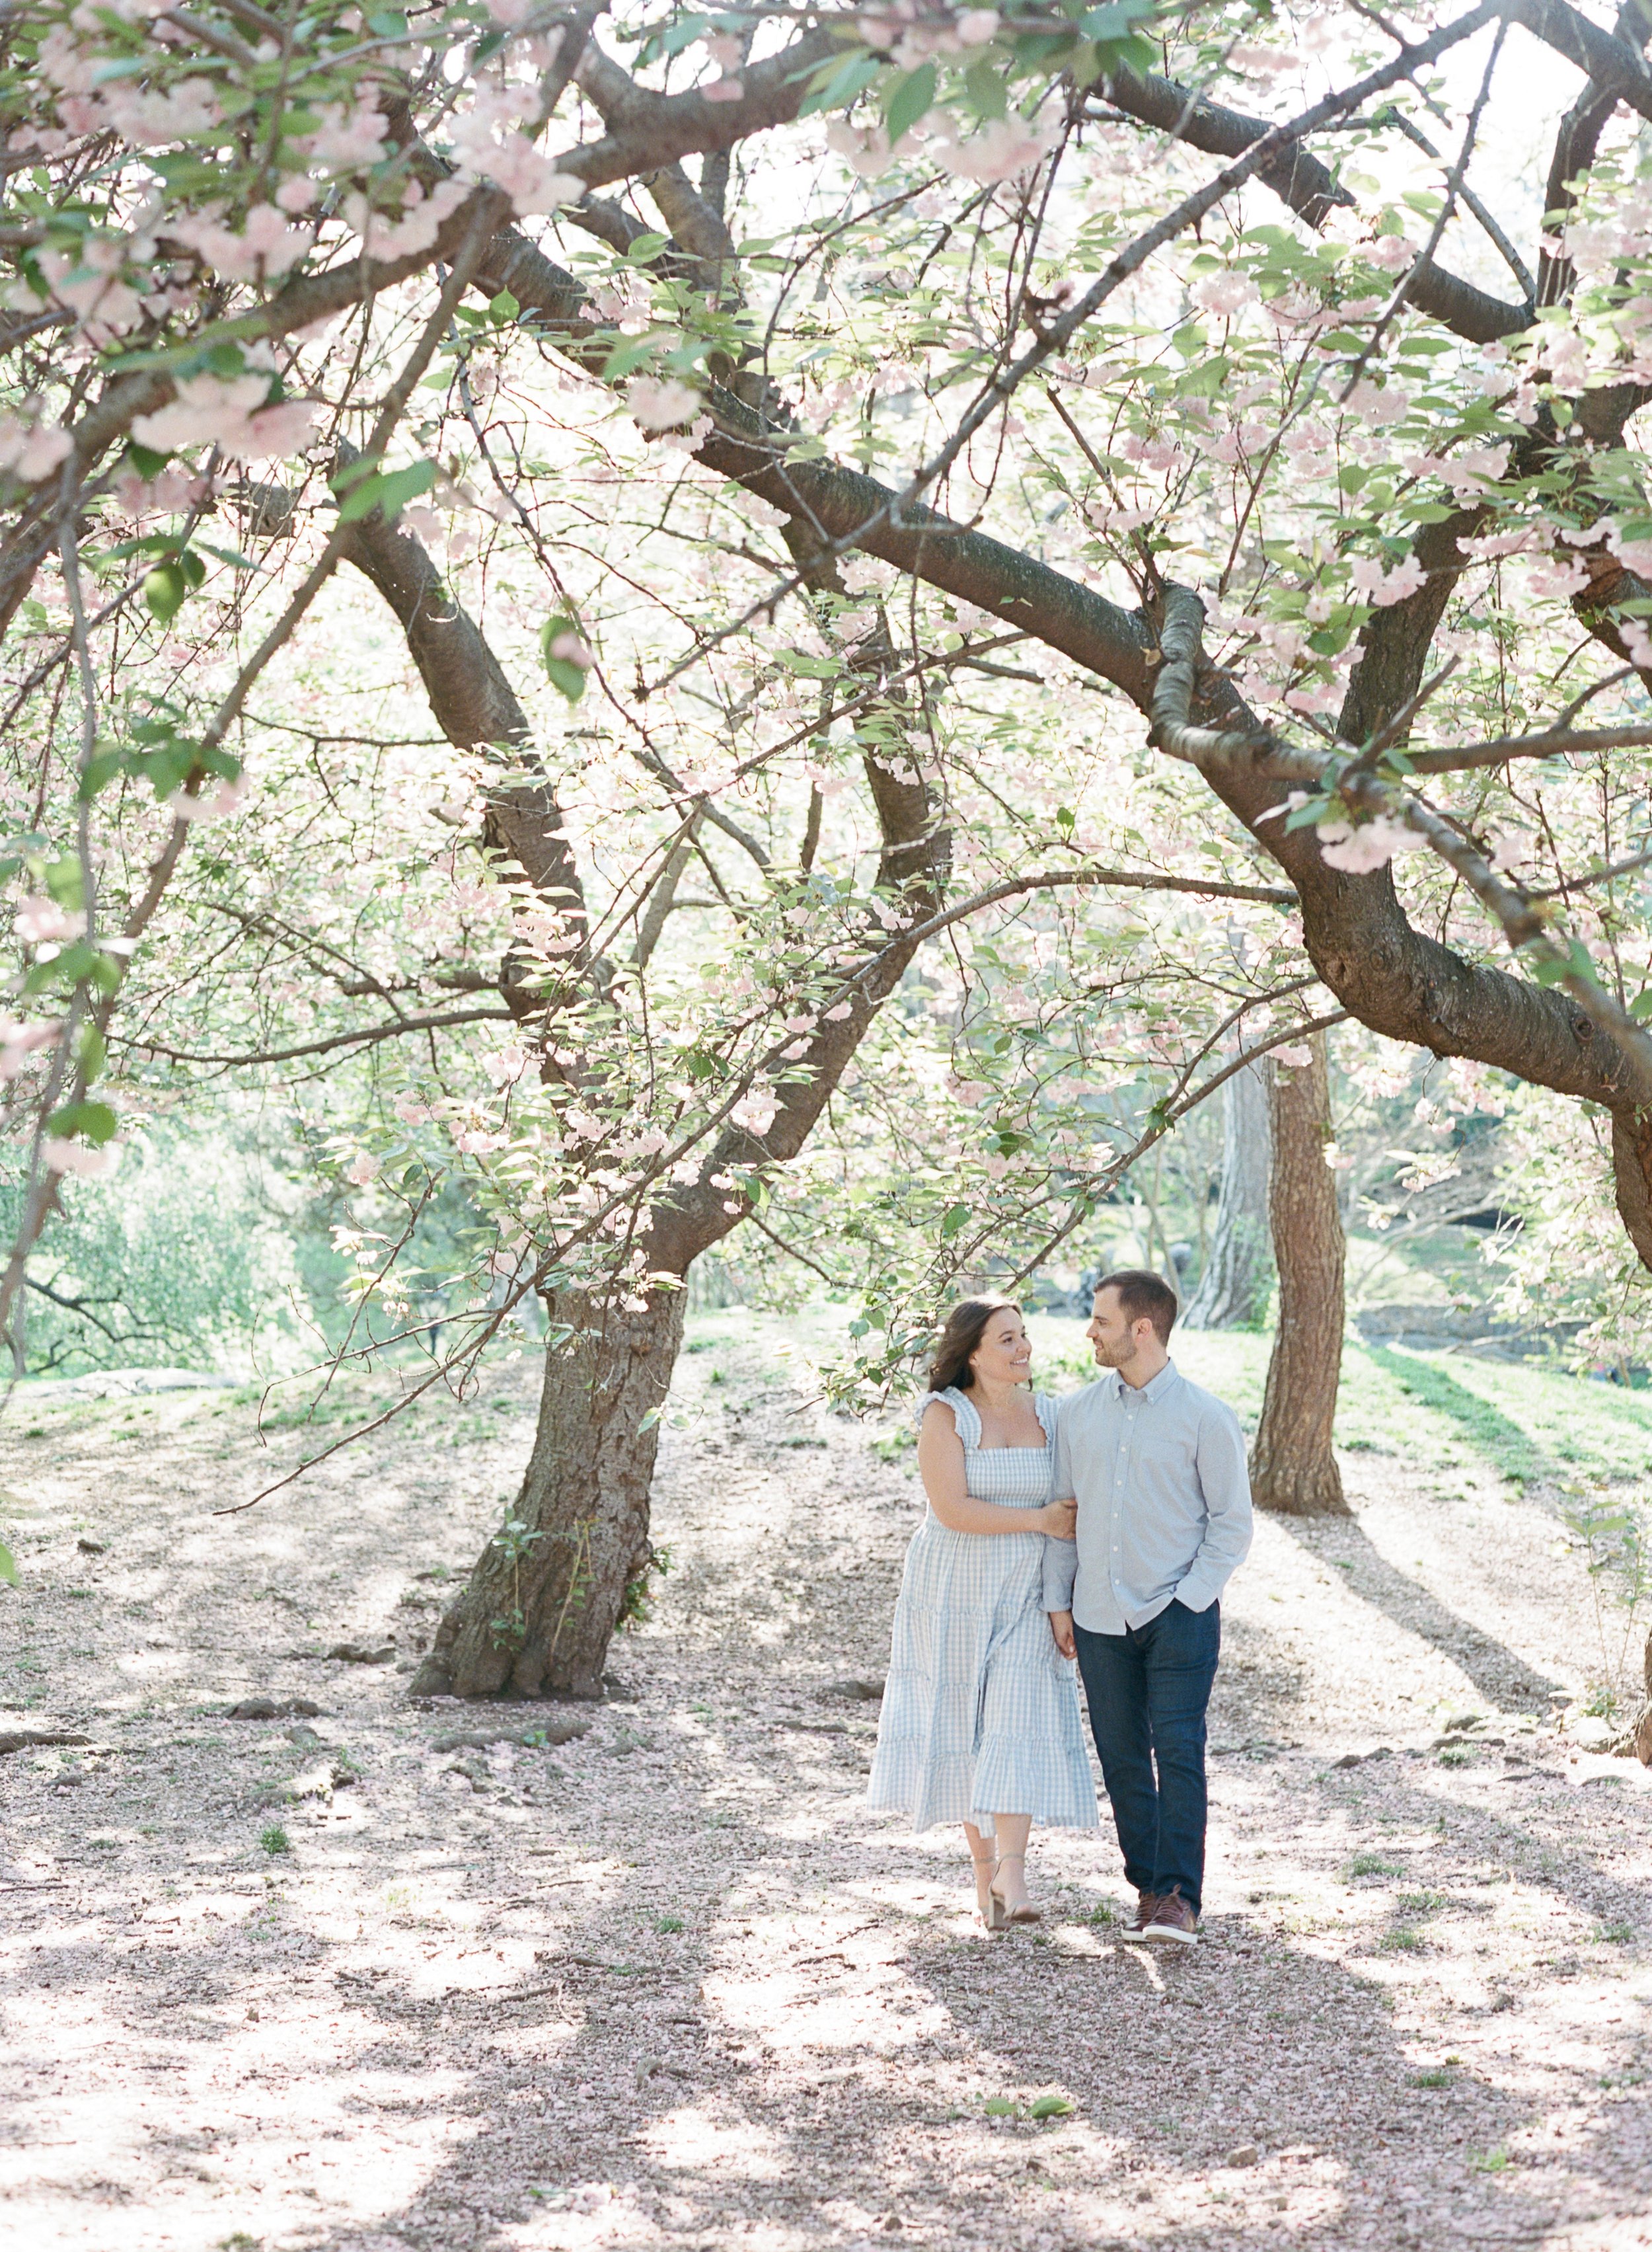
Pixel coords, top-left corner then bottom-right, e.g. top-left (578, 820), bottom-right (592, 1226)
top-left (1039, 1496), bottom-right (1077, 1539)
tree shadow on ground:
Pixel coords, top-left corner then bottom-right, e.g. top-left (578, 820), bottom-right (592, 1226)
top-left (1267, 1510), bottom-right (1565, 1713)
top-left (1365, 1347), bottom-right (1561, 1489)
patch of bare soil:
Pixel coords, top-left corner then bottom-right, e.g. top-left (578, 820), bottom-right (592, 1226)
top-left (3, 1316), bottom-right (1651, 2252)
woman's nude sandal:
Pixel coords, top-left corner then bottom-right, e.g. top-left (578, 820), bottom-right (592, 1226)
top-left (989, 1854), bottom-right (1043, 1925)
top-left (971, 1853), bottom-right (1006, 1931)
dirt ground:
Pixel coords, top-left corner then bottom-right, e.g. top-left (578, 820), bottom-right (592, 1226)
top-left (3, 1311), bottom-right (1652, 2252)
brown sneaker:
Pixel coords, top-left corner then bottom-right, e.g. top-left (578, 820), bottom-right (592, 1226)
top-left (1143, 1890), bottom-right (1199, 1946)
top-left (1119, 1892), bottom-right (1160, 1943)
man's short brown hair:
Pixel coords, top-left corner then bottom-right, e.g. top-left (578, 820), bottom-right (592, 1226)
top-left (1095, 1268), bottom-right (1178, 1345)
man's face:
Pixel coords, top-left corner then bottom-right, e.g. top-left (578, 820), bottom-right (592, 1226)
top-left (1086, 1287), bottom-right (1143, 1370)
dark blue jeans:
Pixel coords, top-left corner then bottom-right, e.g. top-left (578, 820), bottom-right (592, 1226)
top-left (1074, 1600), bottom-right (1220, 1913)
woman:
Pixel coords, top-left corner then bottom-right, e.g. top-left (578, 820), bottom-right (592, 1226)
top-left (868, 1296), bottom-right (1097, 1928)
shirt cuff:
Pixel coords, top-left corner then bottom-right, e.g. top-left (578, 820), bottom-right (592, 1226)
top-left (1043, 1540), bottom-right (1078, 1613)
top-left (1174, 1574), bottom-right (1220, 1613)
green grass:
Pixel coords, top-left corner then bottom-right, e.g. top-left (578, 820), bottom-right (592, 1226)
top-left (1345, 1852), bottom-right (1406, 1880)
top-left (259, 1824), bottom-right (291, 1856)
top-left (1028, 1321), bottom-right (1652, 1495)
top-left (1377, 1926), bottom-right (1425, 1953)
top-left (654, 1914), bottom-right (684, 1933)
top-left (1411, 2069), bottom-right (1452, 2089)
top-left (1437, 1745), bottom-right (1475, 1767)
top-left (683, 1307), bottom-right (1652, 1502)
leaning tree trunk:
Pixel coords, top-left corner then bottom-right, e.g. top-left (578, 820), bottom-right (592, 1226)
top-left (402, 496), bottom-right (944, 1697)
top-left (1183, 1057), bottom-right (1273, 1327)
top-left (1250, 1033), bottom-right (1349, 1516)
top-left (413, 1284), bottom-right (685, 1700)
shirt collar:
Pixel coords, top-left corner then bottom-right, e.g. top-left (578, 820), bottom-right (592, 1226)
top-left (1109, 1356), bottom-right (1180, 1403)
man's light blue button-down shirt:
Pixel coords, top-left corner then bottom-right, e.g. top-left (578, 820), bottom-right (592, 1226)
top-left (1041, 1359), bottom-right (1253, 1635)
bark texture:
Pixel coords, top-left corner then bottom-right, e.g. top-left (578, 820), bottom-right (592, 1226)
top-left (1183, 1059), bottom-right (1273, 1329)
top-left (1250, 1034), bottom-right (1349, 1517)
top-left (416, 1285), bottom-right (685, 1700)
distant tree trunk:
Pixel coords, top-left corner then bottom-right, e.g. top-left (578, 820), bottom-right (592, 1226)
top-left (1615, 1627), bottom-right (1652, 1763)
top-left (1183, 1058), bottom-right (1273, 1327)
top-left (1250, 1034), bottom-right (1349, 1516)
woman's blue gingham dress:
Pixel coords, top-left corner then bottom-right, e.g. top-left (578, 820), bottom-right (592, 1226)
top-left (868, 1387), bottom-right (1098, 1837)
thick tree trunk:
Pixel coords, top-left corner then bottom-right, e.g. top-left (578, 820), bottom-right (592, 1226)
top-left (1183, 1060), bottom-right (1273, 1329)
top-left (413, 1284), bottom-right (685, 1699)
top-left (1250, 1034), bottom-right (1349, 1516)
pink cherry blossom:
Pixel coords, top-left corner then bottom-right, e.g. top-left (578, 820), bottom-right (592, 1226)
top-left (825, 119), bottom-right (915, 180)
top-left (168, 204), bottom-right (314, 283)
top-left (42, 1138), bottom-right (120, 1178)
top-left (1343, 377), bottom-right (1411, 426)
top-left (702, 77), bottom-right (745, 103)
top-left (1190, 270), bottom-right (1259, 317)
top-left (132, 374), bottom-right (317, 463)
top-left (14, 896), bottom-right (85, 944)
top-left (731, 1090), bottom-right (778, 1136)
top-left (547, 630), bottom-right (594, 670)
top-left (449, 94), bottom-right (583, 217)
top-left (1317, 814), bottom-right (1425, 873)
top-left (102, 76), bottom-right (221, 147)
top-left (344, 1151), bottom-right (379, 1186)
top-left (307, 100), bottom-right (389, 170)
top-left (483, 1044), bottom-right (531, 1086)
top-left (934, 114), bottom-right (1056, 185)
top-left (0, 414), bottom-right (72, 484)
top-left (163, 775), bottom-right (248, 823)
top-left (0, 1018), bottom-right (61, 1081)
top-left (629, 377), bottom-right (702, 433)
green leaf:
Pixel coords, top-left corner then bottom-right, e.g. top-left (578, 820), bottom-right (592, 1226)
top-left (194, 539), bottom-right (258, 572)
top-left (489, 288), bottom-right (520, 321)
top-left (540, 614), bottom-right (589, 703)
top-left (124, 441), bottom-right (170, 479)
top-left (46, 1097), bottom-right (118, 1146)
top-left (984, 2097), bottom-right (1017, 2116)
top-left (1082, 0), bottom-right (1154, 30)
top-left (143, 562), bottom-right (188, 623)
top-left (335, 459), bottom-right (437, 525)
top-left (0, 1539), bottom-right (15, 1590)
top-left (964, 54), bottom-right (1008, 118)
top-left (1029, 2095), bottom-right (1075, 2120)
top-left (940, 1200), bottom-right (970, 1238)
top-left (544, 659), bottom-right (587, 703)
top-left (883, 61), bottom-right (936, 145)
top-left (798, 50), bottom-right (882, 120)
top-left (623, 231), bottom-right (671, 266)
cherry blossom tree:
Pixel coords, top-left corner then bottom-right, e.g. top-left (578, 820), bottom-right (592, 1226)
top-left (9, 0), bottom-right (1652, 1688)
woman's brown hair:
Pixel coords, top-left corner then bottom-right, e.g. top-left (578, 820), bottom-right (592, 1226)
top-left (927, 1296), bottom-right (1022, 1393)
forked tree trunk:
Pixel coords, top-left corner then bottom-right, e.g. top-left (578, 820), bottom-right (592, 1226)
top-left (1183, 1058), bottom-right (1273, 1328)
top-left (413, 1284), bottom-right (685, 1699)
top-left (1250, 1034), bottom-right (1349, 1516)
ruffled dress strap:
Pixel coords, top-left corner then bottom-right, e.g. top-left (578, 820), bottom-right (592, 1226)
top-left (914, 1385), bottom-right (983, 1447)
top-left (1032, 1392), bottom-right (1058, 1448)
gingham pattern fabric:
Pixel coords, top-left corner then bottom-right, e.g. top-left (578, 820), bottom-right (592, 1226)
top-left (867, 1387), bottom-right (1098, 1838)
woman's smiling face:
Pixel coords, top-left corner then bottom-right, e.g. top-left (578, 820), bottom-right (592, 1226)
top-left (968, 1308), bottom-right (1032, 1387)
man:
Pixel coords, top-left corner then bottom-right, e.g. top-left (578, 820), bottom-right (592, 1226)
top-left (1045, 1269), bottom-right (1252, 1947)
